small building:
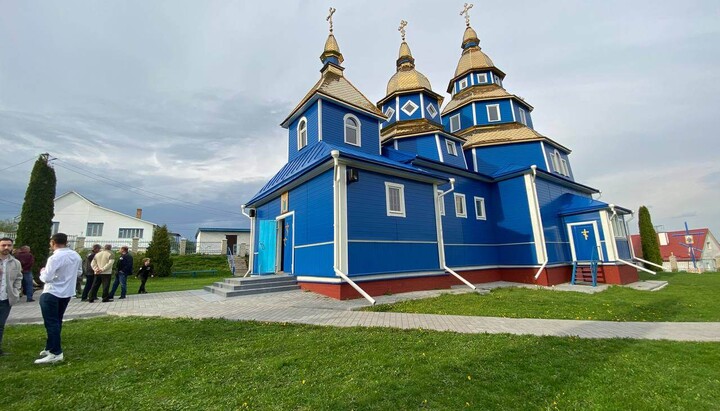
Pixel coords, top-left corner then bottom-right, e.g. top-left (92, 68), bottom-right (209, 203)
top-left (195, 228), bottom-right (250, 255)
top-left (631, 229), bottom-right (720, 272)
top-left (53, 191), bottom-right (156, 247)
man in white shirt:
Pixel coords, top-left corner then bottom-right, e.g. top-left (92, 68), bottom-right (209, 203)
top-left (35, 233), bottom-right (82, 364)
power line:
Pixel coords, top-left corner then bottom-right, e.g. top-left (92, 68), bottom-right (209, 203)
top-left (0, 156), bottom-right (38, 172)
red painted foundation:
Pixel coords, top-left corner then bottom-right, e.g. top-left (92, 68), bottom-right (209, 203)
top-left (299, 263), bottom-right (641, 300)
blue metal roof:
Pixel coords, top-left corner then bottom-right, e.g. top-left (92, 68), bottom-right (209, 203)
top-left (557, 193), bottom-right (631, 216)
top-left (244, 142), bottom-right (447, 207)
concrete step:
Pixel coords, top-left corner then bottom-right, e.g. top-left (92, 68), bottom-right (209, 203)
top-left (224, 276), bottom-right (296, 287)
top-left (204, 284), bottom-right (300, 297)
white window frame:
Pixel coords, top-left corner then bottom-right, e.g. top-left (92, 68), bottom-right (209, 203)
top-left (560, 158), bottom-right (569, 176)
top-left (458, 78), bottom-right (468, 91)
top-left (494, 74), bottom-right (502, 86)
top-left (474, 196), bottom-right (486, 220)
top-left (385, 106), bottom-right (395, 119)
top-left (385, 182), bottom-right (406, 217)
top-left (426, 103), bottom-right (437, 118)
top-left (86, 222), bottom-right (104, 237)
top-left (551, 149), bottom-right (561, 173)
top-left (445, 139), bottom-right (458, 156)
top-left (454, 193), bottom-right (467, 218)
top-left (118, 228), bottom-right (144, 239)
top-left (297, 117), bottom-right (308, 150)
top-left (401, 100), bottom-right (419, 116)
top-left (449, 114), bottom-right (461, 132)
top-left (343, 114), bottom-right (361, 146)
top-left (476, 73), bottom-right (488, 84)
top-left (487, 104), bottom-right (501, 122)
top-left (518, 108), bottom-right (527, 126)
top-left (437, 190), bottom-right (445, 216)
top-left (611, 217), bottom-right (627, 238)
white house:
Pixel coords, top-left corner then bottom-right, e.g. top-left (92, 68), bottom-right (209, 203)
top-left (195, 228), bottom-right (250, 255)
top-left (53, 191), bottom-right (157, 246)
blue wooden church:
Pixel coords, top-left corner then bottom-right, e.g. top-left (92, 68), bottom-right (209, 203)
top-left (243, 9), bottom-right (639, 300)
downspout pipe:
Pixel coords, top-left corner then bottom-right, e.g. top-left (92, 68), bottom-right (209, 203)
top-left (241, 205), bottom-right (254, 277)
top-left (331, 150), bottom-right (376, 305)
top-left (437, 179), bottom-right (476, 290)
top-left (619, 210), bottom-right (663, 273)
top-left (530, 165), bottom-right (549, 281)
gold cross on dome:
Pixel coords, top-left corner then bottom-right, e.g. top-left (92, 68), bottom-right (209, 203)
top-left (398, 20), bottom-right (407, 41)
top-left (460, 3), bottom-right (474, 27)
top-left (327, 7), bottom-right (336, 33)
top-left (581, 229), bottom-right (589, 240)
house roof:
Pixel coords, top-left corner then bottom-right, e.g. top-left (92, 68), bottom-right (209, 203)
top-left (244, 142), bottom-right (447, 207)
top-left (195, 227), bottom-right (250, 239)
top-left (630, 228), bottom-right (711, 261)
top-left (54, 191), bottom-right (158, 226)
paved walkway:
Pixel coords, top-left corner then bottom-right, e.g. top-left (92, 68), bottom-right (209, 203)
top-left (8, 288), bottom-right (720, 342)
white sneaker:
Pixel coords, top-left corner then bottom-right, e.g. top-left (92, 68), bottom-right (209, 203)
top-left (38, 350), bottom-right (49, 357)
top-left (34, 352), bottom-right (64, 364)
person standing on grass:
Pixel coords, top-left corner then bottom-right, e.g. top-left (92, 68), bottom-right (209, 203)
top-left (81, 244), bottom-right (100, 301)
top-left (35, 233), bottom-right (82, 364)
top-left (88, 244), bottom-right (114, 303)
top-left (108, 246), bottom-right (132, 300)
top-left (136, 258), bottom-right (153, 294)
top-left (0, 237), bottom-right (22, 356)
top-left (14, 245), bottom-right (35, 302)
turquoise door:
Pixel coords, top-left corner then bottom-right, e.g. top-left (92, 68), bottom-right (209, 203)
top-left (570, 223), bottom-right (599, 261)
top-left (257, 220), bottom-right (277, 274)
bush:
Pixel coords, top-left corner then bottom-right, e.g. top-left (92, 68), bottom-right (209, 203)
top-left (146, 225), bottom-right (173, 277)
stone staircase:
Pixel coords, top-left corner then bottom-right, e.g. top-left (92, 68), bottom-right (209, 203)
top-left (204, 274), bottom-right (300, 298)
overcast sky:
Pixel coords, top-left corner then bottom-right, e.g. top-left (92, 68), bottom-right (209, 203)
top-left (1, 0), bottom-right (718, 239)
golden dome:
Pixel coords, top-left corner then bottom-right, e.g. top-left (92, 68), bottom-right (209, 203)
top-left (386, 67), bottom-right (432, 95)
top-left (320, 34), bottom-right (344, 65)
top-left (386, 41), bottom-right (432, 95)
top-left (462, 26), bottom-right (479, 47)
top-left (454, 47), bottom-right (495, 77)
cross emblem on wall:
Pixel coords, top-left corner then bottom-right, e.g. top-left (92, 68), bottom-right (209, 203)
top-left (581, 229), bottom-right (589, 240)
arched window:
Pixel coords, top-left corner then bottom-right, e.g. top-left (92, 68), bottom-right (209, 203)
top-left (344, 114), bottom-right (361, 146)
top-left (297, 118), bottom-right (307, 150)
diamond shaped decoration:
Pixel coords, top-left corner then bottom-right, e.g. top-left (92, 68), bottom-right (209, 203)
top-left (401, 100), bottom-right (419, 116)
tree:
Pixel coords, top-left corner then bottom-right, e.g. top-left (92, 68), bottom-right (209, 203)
top-left (0, 218), bottom-right (18, 233)
top-left (638, 206), bottom-right (663, 271)
top-left (15, 153), bottom-right (57, 280)
top-left (146, 224), bottom-right (173, 277)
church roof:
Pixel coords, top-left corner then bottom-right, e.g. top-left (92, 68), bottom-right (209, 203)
top-left (282, 32), bottom-right (384, 128)
top-left (245, 141), bottom-right (444, 207)
top-left (386, 41), bottom-right (432, 95)
top-left (441, 84), bottom-right (532, 115)
top-left (460, 123), bottom-right (542, 148)
top-left (556, 193), bottom-right (620, 216)
top-left (380, 118), bottom-right (462, 143)
top-left (448, 26), bottom-right (505, 92)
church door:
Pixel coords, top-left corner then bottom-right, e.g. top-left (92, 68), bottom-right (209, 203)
top-left (279, 215), bottom-right (294, 273)
top-left (257, 220), bottom-right (278, 274)
top-left (568, 221), bottom-right (602, 262)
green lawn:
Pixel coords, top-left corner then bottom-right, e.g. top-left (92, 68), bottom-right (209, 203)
top-left (366, 271), bottom-right (720, 322)
top-left (2, 317), bottom-right (719, 410)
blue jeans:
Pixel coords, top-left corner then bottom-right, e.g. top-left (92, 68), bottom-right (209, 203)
top-left (0, 299), bottom-right (10, 352)
top-left (109, 273), bottom-right (128, 298)
top-left (22, 271), bottom-right (34, 301)
top-left (39, 293), bottom-right (70, 355)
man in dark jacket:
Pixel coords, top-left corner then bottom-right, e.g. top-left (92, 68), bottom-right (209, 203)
top-left (14, 246), bottom-right (35, 302)
top-left (81, 244), bottom-right (101, 301)
top-left (109, 246), bottom-right (133, 300)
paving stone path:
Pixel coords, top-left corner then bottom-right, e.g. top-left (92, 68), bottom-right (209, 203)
top-left (8, 288), bottom-right (720, 342)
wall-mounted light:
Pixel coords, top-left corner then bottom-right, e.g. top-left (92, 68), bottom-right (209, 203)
top-left (347, 168), bottom-right (359, 184)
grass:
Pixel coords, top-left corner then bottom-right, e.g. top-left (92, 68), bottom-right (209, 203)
top-left (2, 316), bottom-right (719, 410)
top-left (366, 271), bottom-right (720, 322)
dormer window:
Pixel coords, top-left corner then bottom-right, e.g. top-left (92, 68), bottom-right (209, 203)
top-left (560, 158), bottom-right (569, 176)
top-left (487, 104), bottom-right (501, 122)
top-left (493, 74), bottom-right (502, 86)
top-left (401, 100), bottom-right (419, 116)
top-left (426, 103), bottom-right (438, 118)
top-left (450, 114), bottom-right (461, 132)
top-left (344, 114), bottom-right (361, 146)
top-left (385, 107), bottom-right (395, 120)
top-left (445, 139), bottom-right (458, 156)
top-left (476, 73), bottom-right (488, 84)
top-left (551, 149), bottom-right (570, 176)
top-left (297, 117), bottom-right (308, 150)
top-left (458, 78), bottom-right (468, 91)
